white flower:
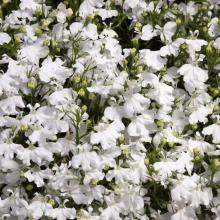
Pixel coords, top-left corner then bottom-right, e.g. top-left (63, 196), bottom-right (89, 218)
top-left (28, 200), bottom-right (52, 220)
top-left (39, 57), bottom-right (73, 83)
top-left (83, 169), bottom-right (105, 184)
top-left (214, 37), bottom-right (220, 50)
top-left (0, 32), bottom-right (11, 45)
top-left (0, 157), bottom-right (19, 172)
top-left (71, 148), bottom-right (100, 171)
top-left (24, 168), bottom-right (52, 187)
top-left (188, 139), bottom-right (214, 156)
top-left (156, 21), bottom-right (177, 42)
top-left (15, 145), bottom-right (53, 166)
top-left (56, 3), bottom-right (68, 23)
top-left (124, 93), bottom-right (150, 117)
top-left (45, 207), bottom-right (76, 220)
top-left (127, 111), bottom-right (156, 139)
top-left (139, 49), bottom-right (167, 71)
top-left (97, 9), bottom-right (118, 20)
top-left (90, 120), bottom-right (124, 149)
top-left (189, 105), bottom-right (213, 124)
top-left (0, 96), bottom-right (25, 115)
top-left (28, 127), bottom-right (57, 143)
top-left (0, 143), bottom-right (23, 159)
top-left (177, 64), bottom-right (208, 93)
top-left (202, 124), bottom-right (220, 143)
top-left (208, 17), bottom-right (220, 38)
top-left (18, 42), bottom-right (49, 65)
top-left (79, 0), bottom-right (103, 18)
top-left (141, 24), bottom-right (156, 41)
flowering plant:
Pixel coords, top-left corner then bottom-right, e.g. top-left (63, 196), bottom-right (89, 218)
top-left (0, 0), bottom-right (220, 219)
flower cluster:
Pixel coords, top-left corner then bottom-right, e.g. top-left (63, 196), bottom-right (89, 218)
top-left (0, 0), bottom-right (220, 219)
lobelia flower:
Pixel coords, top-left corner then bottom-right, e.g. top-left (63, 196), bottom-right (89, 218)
top-left (0, 96), bottom-right (25, 115)
top-left (27, 199), bottom-right (53, 220)
top-left (39, 57), bottom-right (73, 83)
top-left (139, 49), bottom-right (167, 71)
top-left (141, 24), bottom-right (157, 41)
top-left (90, 120), bottom-right (125, 149)
top-left (177, 63), bottom-right (208, 93)
top-left (0, 32), bottom-right (11, 45)
top-left (14, 143), bottom-right (53, 166)
top-left (71, 144), bottom-right (101, 171)
top-left (202, 123), bottom-right (220, 144)
top-left (155, 21), bottom-right (177, 42)
top-left (18, 42), bottom-right (49, 65)
top-left (24, 168), bottom-right (53, 187)
top-left (45, 206), bottom-right (76, 220)
top-left (189, 105), bottom-right (213, 124)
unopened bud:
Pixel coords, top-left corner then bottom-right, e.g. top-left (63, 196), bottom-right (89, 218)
top-left (122, 148), bottom-right (129, 156)
top-left (156, 119), bottom-right (164, 128)
top-left (27, 77), bottom-right (37, 90)
top-left (135, 22), bottom-right (142, 30)
top-left (90, 178), bottom-right (99, 186)
top-left (35, 6), bottom-right (43, 17)
top-left (176, 18), bottom-right (182, 25)
top-left (67, 8), bottom-right (73, 19)
top-left (20, 124), bottom-right (29, 132)
top-left (78, 88), bottom-right (85, 97)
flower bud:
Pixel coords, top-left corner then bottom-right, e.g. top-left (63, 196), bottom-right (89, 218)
top-left (213, 104), bottom-right (219, 112)
top-left (78, 88), bottom-right (85, 97)
top-left (156, 119), bottom-right (164, 128)
top-left (35, 27), bottom-right (43, 36)
top-left (48, 198), bottom-right (56, 207)
top-left (130, 48), bottom-right (137, 57)
top-left (81, 105), bottom-right (87, 113)
top-left (122, 148), bottom-right (129, 156)
top-left (194, 155), bottom-right (202, 162)
top-left (200, 5), bottom-right (208, 11)
top-left (14, 34), bottom-right (21, 45)
top-left (174, 96), bottom-right (181, 105)
top-left (18, 25), bottom-right (26, 33)
top-left (25, 184), bottom-right (33, 191)
top-left (135, 22), bottom-right (142, 30)
top-left (144, 158), bottom-right (150, 166)
top-left (66, 8), bottom-right (73, 19)
top-left (180, 43), bottom-right (187, 51)
top-left (209, 87), bottom-right (219, 97)
top-left (118, 135), bottom-right (125, 145)
top-left (27, 77), bottom-right (37, 90)
top-left (88, 93), bottom-right (96, 100)
top-left (160, 67), bottom-right (167, 76)
top-left (167, 142), bottom-right (175, 148)
top-left (137, 65), bottom-right (144, 73)
top-left (81, 79), bottom-right (88, 87)
top-left (86, 119), bottom-right (92, 128)
top-left (131, 37), bottom-right (139, 48)
top-left (35, 6), bottom-right (43, 17)
top-left (20, 124), bottom-right (29, 132)
top-left (3, 0), bottom-right (10, 5)
top-left (110, 0), bottom-right (115, 7)
top-left (19, 169), bottom-right (25, 177)
top-left (102, 164), bottom-right (109, 171)
top-left (206, 41), bottom-right (214, 53)
top-left (202, 26), bottom-right (208, 33)
top-left (211, 158), bottom-right (220, 172)
top-left (176, 18), bottom-right (182, 26)
top-left (41, 19), bottom-right (49, 28)
top-left (191, 123), bottom-right (198, 131)
top-left (43, 39), bottom-right (50, 46)
top-left (90, 178), bottom-right (99, 186)
top-left (71, 74), bottom-right (81, 84)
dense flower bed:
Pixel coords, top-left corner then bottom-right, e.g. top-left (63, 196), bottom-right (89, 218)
top-left (0, 0), bottom-right (220, 219)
